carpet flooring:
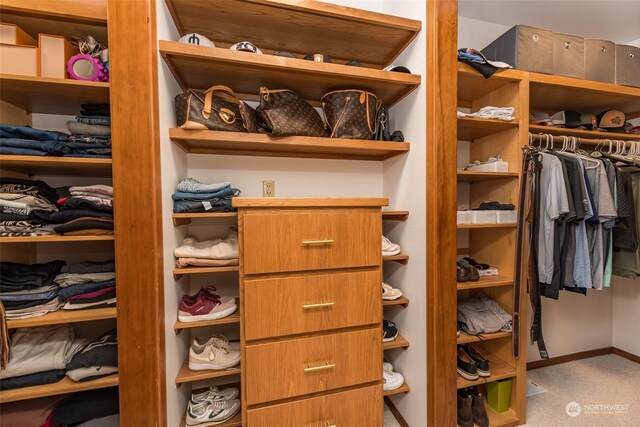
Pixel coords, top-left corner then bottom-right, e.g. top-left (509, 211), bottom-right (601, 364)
top-left (384, 404), bottom-right (402, 427)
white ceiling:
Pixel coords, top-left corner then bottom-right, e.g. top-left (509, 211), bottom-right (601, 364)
top-left (459, 0), bottom-right (640, 44)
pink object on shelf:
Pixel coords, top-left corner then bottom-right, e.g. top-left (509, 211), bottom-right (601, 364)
top-left (67, 53), bottom-right (109, 82)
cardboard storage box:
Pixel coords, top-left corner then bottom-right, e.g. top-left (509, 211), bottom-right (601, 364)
top-left (0, 43), bottom-right (38, 76)
top-left (615, 44), bottom-right (640, 88)
top-left (0, 22), bottom-right (37, 46)
top-left (39, 34), bottom-right (79, 79)
top-left (482, 25), bottom-right (554, 74)
top-left (553, 33), bottom-right (585, 79)
top-left (585, 39), bottom-right (616, 83)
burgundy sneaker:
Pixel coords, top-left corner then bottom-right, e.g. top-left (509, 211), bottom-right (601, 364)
top-left (178, 287), bottom-right (237, 323)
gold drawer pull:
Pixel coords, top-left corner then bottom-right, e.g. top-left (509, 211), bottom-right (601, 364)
top-left (302, 239), bottom-right (334, 246)
top-left (304, 362), bottom-right (336, 372)
top-left (303, 302), bottom-right (335, 309)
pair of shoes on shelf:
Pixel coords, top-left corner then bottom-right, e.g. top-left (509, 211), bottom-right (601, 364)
top-left (457, 344), bottom-right (491, 380)
top-left (383, 319), bottom-right (398, 342)
top-left (457, 386), bottom-right (489, 427)
top-left (457, 259), bottom-right (479, 282)
top-left (186, 386), bottom-right (241, 426)
top-left (382, 282), bottom-right (402, 300)
top-left (178, 286), bottom-right (237, 322)
top-left (383, 361), bottom-right (404, 391)
top-left (189, 334), bottom-right (240, 371)
top-left (382, 235), bottom-right (401, 256)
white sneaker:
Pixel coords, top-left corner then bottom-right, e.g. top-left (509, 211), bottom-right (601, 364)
top-left (382, 235), bottom-right (401, 256)
top-left (189, 338), bottom-right (241, 371)
top-left (186, 398), bottom-right (241, 426)
top-left (192, 334), bottom-right (240, 352)
top-left (382, 283), bottom-right (402, 300)
top-left (190, 386), bottom-right (239, 405)
top-left (383, 364), bottom-right (404, 391)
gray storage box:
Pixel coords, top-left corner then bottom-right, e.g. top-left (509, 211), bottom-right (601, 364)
top-left (615, 44), bottom-right (640, 88)
top-left (481, 25), bottom-right (553, 74)
top-left (585, 39), bottom-right (616, 83)
top-left (553, 33), bottom-right (585, 79)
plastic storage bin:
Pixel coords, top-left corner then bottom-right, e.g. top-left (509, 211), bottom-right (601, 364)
top-left (481, 25), bottom-right (554, 74)
top-left (585, 39), bottom-right (616, 83)
top-left (457, 211), bottom-right (472, 224)
top-left (487, 379), bottom-right (513, 413)
top-left (497, 210), bottom-right (517, 224)
top-left (553, 33), bottom-right (585, 79)
top-left (466, 161), bottom-right (509, 173)
top-left (472, 211), bottom-right (498, 224)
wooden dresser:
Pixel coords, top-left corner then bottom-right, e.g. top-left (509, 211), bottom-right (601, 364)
top-left (233, 197), bottom-right (387, 426)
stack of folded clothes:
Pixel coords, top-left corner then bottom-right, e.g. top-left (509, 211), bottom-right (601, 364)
top-left (173, 178), bottom-right (240, 213)
top-left (0, 325), bottom-right (85, 390)
top-left (0, 260), bottom-right (65, 320)
top-left (0, 177), bottom-right (59, 236)
top-left (50, 387), bottom-right (119, 426)
top-left (174, 228), bottom-right (239, 268)
top-left (0, 125), bottom-right (71, 157)
top-left (66, 329), bottom-right (118, 382)
top-left (65, 104), bottom-right (112, 158)
top-left (50, 185), bottom-right (114, 235)
top-left (55, 260), bottom-right (116, 311)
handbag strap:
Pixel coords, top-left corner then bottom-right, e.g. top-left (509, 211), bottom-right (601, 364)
top-left (202, 85), bottom-right (240, 119)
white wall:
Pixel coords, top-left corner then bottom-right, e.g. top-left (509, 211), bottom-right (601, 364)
top-left (612, 277), bottom-right (640, 356)
top-left (458, 16), bottom-right (510, 50)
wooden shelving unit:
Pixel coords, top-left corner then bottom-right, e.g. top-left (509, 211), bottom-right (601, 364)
top-left (383, 335), bottom-right (410, 350)
top-left (7, 307), bottom-right (117, 329)
top-left (0, 155), bottom-right (113, 177)
top-left (529, 124), bottom-right (639, 142)
top-left (383, 296), bottom-right (410, 308)
top-left (179, 412), bottom-right (242, 427)
top-left (457, 171), bottom-right (520, 182)
top-left (457, 275), bottom-right (514, 291)
top-left (174, 311), bottom-right (240, 334)
top-left (0, 375), bottom-right (118, 404)
top-left (382, 210), bottom-right (410, 221)
top-left (457, 223), bottom-right (517, 229)
top-left (169, 128), bottom-right (410, 161)
top-left (0, 235), bottom-right (114, 243)
top-left (175, 358), bottom-right (241, 386)
top-left (457, 117), bottom-right (518, 140)
top-left (457, 63), bottom-right (525, 108)
top-left (457, 331), bottom-right (512, 345)
top-left (172, 212), bottom-right (238, 226)
top-left (173, 265), bottom-right (239, 280)
top-left (383, 254), bottom-right (410, 264)
top-left (456, 352), bottom-right (516, 389)
top-left (383, 381), bottom-right (410, 397)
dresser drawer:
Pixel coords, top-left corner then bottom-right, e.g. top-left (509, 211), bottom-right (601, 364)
top-left (244, 269), bottom-right (381, 340)
top-left (247, 384), bottom-right (382, 426)
top-left (245, 328), bottom-right (381, 405)
top-left (241, 208), bottom-right (380, 274)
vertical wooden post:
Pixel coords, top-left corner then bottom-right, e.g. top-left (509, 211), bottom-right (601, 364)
top-left (427, 0), bottom-right (458, 426)
top-left (107, 1), bottom-right (167, 425)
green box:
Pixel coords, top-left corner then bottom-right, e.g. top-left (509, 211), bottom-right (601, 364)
top-left (486, 379), bottom-right (513, 413)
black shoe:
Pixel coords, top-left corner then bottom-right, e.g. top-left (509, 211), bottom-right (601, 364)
top-left (457, 346), bottom-right (479, 380)
top-left (383, 319), bottom-right (398, 342)
top-left (457, 265), bottom-right (469, 282)
top-left (457, 260), bottom-right (480, 281)
top-left (465, 344), bottom-right (491, 377)
top-left (457, 389), bottom-right (474, 427)
top-left (462, 256), bottom-right (490, 270)
top-left (468, 386), bottom-right (490, 427)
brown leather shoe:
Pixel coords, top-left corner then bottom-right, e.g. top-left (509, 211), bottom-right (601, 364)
top-left (458, 260), bottom-right (480, 282)
top-left (457, 265), bottom-right (469, 282)
top-left (469, 387), bottom-right (489, 427)
top-left (457, 389), bottom-right (474, 427)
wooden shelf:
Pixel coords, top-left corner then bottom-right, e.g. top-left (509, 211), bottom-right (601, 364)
top-left (165, 0), bottom-right (421, 68)
top-left (457, 171), bottom-right (519, 182)
top-left (179, 411), bottom-right (241, 427)
top-left (0, 235), bottom-right (114, 243)
top-left (383, 334), bottom-right (410, 350)
top-left (529, 124), bottom-right (639, 142)
top-left (383, 254), bottom-right (409, 264)
top-left (383, 296), bottom-right (410, 308)
top-left (457, 352), bottom-right (516, 389)
top-left (457, 331), bottom-right (512, 345)
top-left (529, 72), bottom-right (640, 115)
top-left (174, 310), bottom-right (240, 334)
top-left (175, 358), bottom-right (241, 386)
top-left (382, 210), bottom-right (409, 221)
top-left (486, 405), bottom-right (519, 427)
top-left (0, 374), bottom-right (118, 404)
top-left (160, 41), bottom-right (420, 107)
top-left (457, 117), bottom-right (518, 140)
top-left (172, 212), bottom-right (238, 226)
top-left (457, 223), bottom-right (517, 229)
top-left (457, 275), bottom-right (514, 291)
top-left (7, 307), bottom-right (116, 329)
top-left (169, 128), bottom-right (410, 161)
top-left (383, 380), bottom-right (410, 396)
top-left (458, 63), bottom-right (524, 106)
top-left (0, 74), bottom-right (110, 115)
top-left (173, 266), bottom-right (239, 280)
top-left (0, 155), bottom-right (112, 177)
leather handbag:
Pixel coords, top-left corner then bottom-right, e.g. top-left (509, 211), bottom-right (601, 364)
top-left (257, 87), bottom-right (327, 137)
top-left (174, 85), bottom-right (261, 133)
top-left (321, 90), bottom-right (379, 139)
top-left (374, 105), bottom-right (390, 141)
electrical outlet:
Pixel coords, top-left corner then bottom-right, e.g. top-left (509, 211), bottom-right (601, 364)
top-left (263, 180), bottom-right (275, 197)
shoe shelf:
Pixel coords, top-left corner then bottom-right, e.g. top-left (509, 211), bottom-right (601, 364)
top-left (175, 358), bottom-right (241, 386)
top-left (0, 374), bottom-right (118, 404)
top-left (174, 311), bottom-right (240, 334)
top-left (169, 128), bottom-right (410, 162)
top-left (6, 307), bottom-right (117, 329)
top-left (0, 235), bottom-right (114, 243)
top-left (173, 266), bottom-right (239, 280)
top-left (179, 411), bottom-right (242, 427)
top-left (0, 74), bottom-right (110, 115)
top-left (160, 41), bottom-right (420, 108)
top-left (457, 331), bottom-right (512, 345)
top-left (457, 63), bottom-right (524, 108)
top-left (383, 334), bottom-right (410, 351)
top-left (486, 405), bottom-right (519, 427)
top-left (172, 212), bottom-right (238, 226)
top-left (457, 171), bottom-right (520, 183)
top-left (383, 296), bottom-right (410, 308)
top-left (457, 223), bottom-right (517, 230)
top-left (457, 275), bottom-right (514, 291)
top-left (165, 0), bottom-right (420, 69)
top-left (457, 117), bottom-right (518, 141)
top-left (529, 124), bottom-right (639, 143)
top-left (0, 155), bottom-right (113, 177)
top-left (382, 210), bottom-right (409, 221)
top-left (383, 380), bottom-right (410, 397)
top-left (456, 352), bottom-right (516, 390)
top-left (383, 254), bottom-right (409, 264)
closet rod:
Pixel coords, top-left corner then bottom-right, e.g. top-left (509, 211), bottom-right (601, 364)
top-left (529, 133), bottom-right (640, 146)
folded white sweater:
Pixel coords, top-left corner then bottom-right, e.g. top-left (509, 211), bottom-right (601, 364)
top-left (174, 228), bottom-right (238, 260)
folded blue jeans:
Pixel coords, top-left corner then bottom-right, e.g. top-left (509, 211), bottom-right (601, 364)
top-left (0, 138), bottom-right (72, 155)
top-left (172, 188), bottom-right (239, 201)
top-left (76, 116), bottom-right (111, 126)
top-left (0, 125), bottom-right (68, 142)
top-left (0, 146), bottom-right (48, 156)
top-left (173, 198), bottom-right (234, 213)
top-left (58, 279), bottom-right (116, 300)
